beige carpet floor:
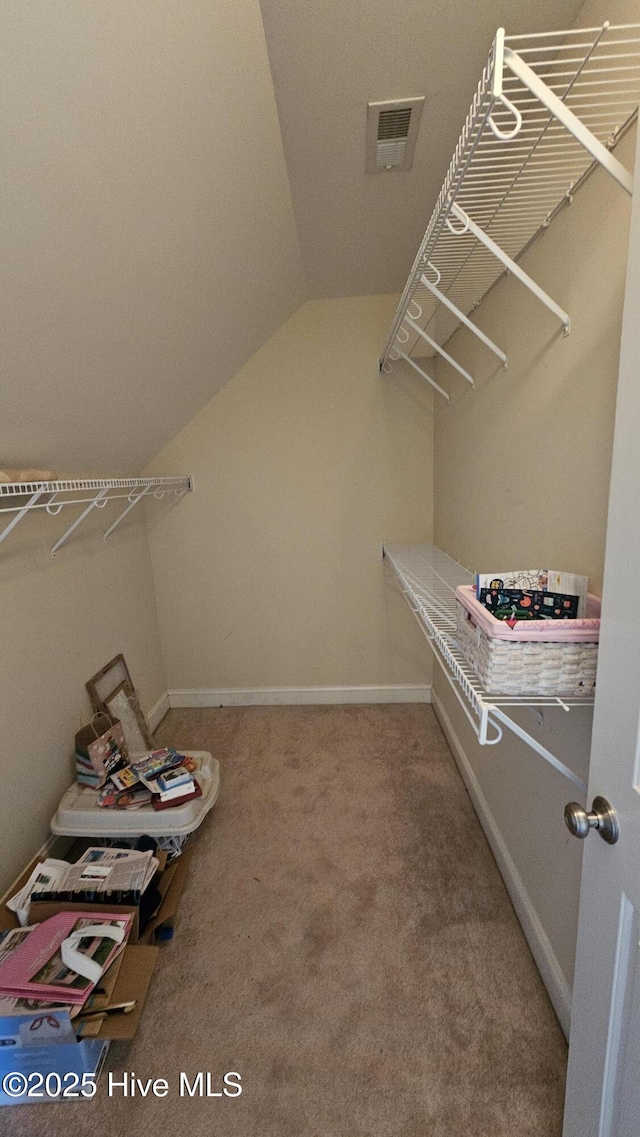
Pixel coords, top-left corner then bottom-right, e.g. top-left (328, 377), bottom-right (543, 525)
top-left (5, 705), bottom-right (567, 1136)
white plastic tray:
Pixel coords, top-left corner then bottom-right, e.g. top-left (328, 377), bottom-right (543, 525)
top-left (51, 752), bottom-right (220, 838)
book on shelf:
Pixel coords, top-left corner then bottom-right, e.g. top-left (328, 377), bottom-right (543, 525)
top-left (478, 587), bottom-right (581, 621)
top-left (475, 568), bottom-right (588, 618)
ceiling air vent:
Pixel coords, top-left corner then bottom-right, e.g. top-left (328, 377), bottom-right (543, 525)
top-left (366, 97), bottom-right (425, 173)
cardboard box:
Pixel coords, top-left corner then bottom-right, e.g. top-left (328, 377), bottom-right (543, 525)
top-left (0, 847), bottom-right (190, 946)
top-left (75, 945), bottom-right (159, 1040)
top-left (139, 844), bottom-right (193, 944)
top-left (0, 841), bottom-right (194, 1047)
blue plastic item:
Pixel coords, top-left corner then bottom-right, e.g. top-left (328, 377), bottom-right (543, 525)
top-left (0, 1012), bottom-right (108, 1106)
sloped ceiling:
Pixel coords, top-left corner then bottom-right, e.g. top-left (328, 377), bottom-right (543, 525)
top-left (259, 0), bottom-right (586, 297)
top-left (2, 1), bottom-right (589, 472)
top-left (1, 0), bottom-right (305, 472)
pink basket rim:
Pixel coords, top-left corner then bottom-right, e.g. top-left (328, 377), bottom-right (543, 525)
top-left (456, 585), bottom-right (601, 642)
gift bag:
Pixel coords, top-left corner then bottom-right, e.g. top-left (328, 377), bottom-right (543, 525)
top-left (75, 712), bottom-right (129, 789)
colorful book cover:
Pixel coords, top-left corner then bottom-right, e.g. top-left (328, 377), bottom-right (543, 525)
top-left (131, 748), bottom-right (183, 787)
top-left (479, 587), bottom-right (580, 622)
top-left (108, 765), bottom-right (140, 793)
top-left (476, 569), bottom-right (588, 616)
top-left (97, 784), bottom-right (153, 809)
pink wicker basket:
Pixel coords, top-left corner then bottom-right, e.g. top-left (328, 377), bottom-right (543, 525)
top-left (455, 585), bottom-right (601, 696)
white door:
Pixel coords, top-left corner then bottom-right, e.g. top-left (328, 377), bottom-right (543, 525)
top-left (563, 136), bottom-right (640, 1136)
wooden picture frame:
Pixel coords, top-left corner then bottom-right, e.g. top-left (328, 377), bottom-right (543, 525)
top-left (87, 654), bottom-right (132, 712)
top-left (87, 654), bottom-right (153, 751)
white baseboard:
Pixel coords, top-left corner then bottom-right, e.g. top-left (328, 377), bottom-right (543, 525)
top-left (167, 684), bottom-right (431, 708)
top-left (432, 687), bottom-right (572, 1039)
top-left (147, 691), bottom-right (171, 731)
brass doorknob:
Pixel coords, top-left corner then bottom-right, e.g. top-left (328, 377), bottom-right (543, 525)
top-left (564, 796), bottom-right (619, 845)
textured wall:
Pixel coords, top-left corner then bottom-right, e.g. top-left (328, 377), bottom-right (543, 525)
top-left (144, 296), bottom-right (434, 693)
top-left (0, 511), bottom-right (166, 892)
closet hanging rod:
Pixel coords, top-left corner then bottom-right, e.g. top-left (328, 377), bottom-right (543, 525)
top-left (0, 489), bottom-right (185, 515)
top-left (379, 21), bottom-right (640, 389)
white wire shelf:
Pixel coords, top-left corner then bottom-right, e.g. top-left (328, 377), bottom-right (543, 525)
top-left (383, 542), bottom-right (591, 792)
top-left (380, 22), bottom-right (640, 396)
top-left (0, 476), bottom-right (193, 556)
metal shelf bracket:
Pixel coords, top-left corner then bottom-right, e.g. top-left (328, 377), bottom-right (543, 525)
top-left (51, 487), bottom-right (111, 557)
top-left (446, 202), bottom-right (571, 334)
top-left (390, 349), bottom-right (451, 401)
top-left (104, 486), bottom-right (152, 541)
top-left (401, 315), bottom-right (475, 385)
top-left (0, 491), bottom-right (44, 547)
top-left (419, 267), bottom-right (508, 366)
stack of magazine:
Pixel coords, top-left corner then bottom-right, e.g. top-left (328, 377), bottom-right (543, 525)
top-left (7, 849), bottom-right (158, 926)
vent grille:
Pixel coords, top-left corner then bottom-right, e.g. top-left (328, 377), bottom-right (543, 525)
top-left (377, 107), bottom-right (413, 140)
top-left (366, 97), bottom-right (425, 173)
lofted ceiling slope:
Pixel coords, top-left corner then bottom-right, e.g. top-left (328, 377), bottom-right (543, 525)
top-left (2, 0), bottom-right (594, 473)
top-left (259, 0), bottom-right (586, 298)
top-left (1, 0), bottom-right (305, 473)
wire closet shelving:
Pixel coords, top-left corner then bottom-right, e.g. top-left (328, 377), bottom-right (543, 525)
top-left (380, 22), bottom-right (640, 398)
top-left (383, 543), bottom-right (590, 793)
top-left (0, 476), bottom-right (193, 556)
